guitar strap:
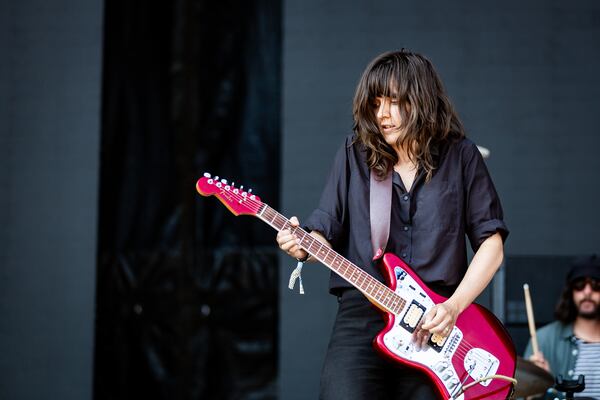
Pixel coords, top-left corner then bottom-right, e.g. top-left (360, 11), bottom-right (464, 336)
top-left (370, 168), bottom-right (393, 261)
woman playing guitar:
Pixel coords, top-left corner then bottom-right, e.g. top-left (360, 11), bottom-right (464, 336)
top-left (276, 50), bottom-right (510, 400)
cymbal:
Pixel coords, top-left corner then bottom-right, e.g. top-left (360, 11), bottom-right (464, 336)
top-left (514, 356), bottom-right (554, 397)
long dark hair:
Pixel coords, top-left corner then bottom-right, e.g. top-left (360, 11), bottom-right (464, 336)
top-left (352, 50), bottom-right (465, 180)
top-left (555, 285), bottom-right (578, 324)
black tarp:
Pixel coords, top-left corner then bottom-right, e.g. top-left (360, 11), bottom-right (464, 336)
top-left (94, 1), bottom-right (281, 399)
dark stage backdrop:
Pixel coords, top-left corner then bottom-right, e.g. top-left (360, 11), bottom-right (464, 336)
top-left (94, 1), bottom-right (281, 399)
top-left (281, 1), bottom-right (600, 399)
top-left (0, 1), bottom-right (102, 399)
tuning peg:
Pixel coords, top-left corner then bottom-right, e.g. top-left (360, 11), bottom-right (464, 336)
top-left (203, 172), bottom-right (211, 178)
top-left (221, 179), bottom-right (227, 184)
top-left (248, 188), bottom-right (253, 193)
top-left (231, 182), bottom-right (235, 187)
top-left (240, 185), bottom-right (244, 190)
top-left (214, 176), bottom-right (219, 181)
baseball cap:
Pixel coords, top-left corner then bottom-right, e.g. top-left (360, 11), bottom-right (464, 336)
top-left (567, 255), bottom-right (600, 283)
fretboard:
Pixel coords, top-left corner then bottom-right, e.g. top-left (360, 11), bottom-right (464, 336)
top-left (258, 204), bottom-right (406, 314)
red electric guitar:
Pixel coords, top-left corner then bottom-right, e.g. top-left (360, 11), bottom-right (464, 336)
top-left (196, 173), bottom-right (517, 400)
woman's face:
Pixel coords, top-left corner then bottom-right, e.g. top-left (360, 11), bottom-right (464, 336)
top-left (373, 96), bottom-right (405, 147)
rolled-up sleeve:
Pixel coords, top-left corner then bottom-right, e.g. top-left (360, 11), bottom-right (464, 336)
top-left (303, 138), bottom-right (350, 247)
top-left (463, 142), bottom-right (509, 251)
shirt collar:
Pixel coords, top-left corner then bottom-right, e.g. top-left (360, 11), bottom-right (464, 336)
top-left (559, 323), bottom-right (575, 340)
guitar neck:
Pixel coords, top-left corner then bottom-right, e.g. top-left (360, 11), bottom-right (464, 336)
top-left (257, 204), bottom-right (405, 314)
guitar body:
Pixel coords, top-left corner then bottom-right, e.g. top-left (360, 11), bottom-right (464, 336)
top-left (374, 253), bottom-right (516, 400)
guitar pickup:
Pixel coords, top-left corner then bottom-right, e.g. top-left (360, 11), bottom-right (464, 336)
top-left (428, 332), bottom-right (448, 353)
top-left (399, 300), bottom-right (426, 333)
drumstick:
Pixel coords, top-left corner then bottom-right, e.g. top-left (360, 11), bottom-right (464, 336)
top-left (523, 283), bottom-right (539, 356)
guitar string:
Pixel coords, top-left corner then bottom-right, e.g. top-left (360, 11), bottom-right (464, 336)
top-left (205, 180), bottom-right (503, 367)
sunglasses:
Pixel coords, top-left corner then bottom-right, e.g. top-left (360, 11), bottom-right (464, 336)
top-left (572, 278), bottom-right (600, 291)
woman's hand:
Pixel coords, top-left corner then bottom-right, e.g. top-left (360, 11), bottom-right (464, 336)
top-left (276, 216), bottom-right (308, 260)
top-left (413, 299), bottom-right (460, 349)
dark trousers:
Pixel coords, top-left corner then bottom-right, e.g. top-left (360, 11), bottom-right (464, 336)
top-left (320, 289), bottom-right (438, 400)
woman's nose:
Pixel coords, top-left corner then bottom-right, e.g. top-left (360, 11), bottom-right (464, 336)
top-left (377, 100), bottom-right (389, 118)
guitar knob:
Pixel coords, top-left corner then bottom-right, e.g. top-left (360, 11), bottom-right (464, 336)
top-left (248, 188), bottom-right (253, 193)
top-left (221, 179), bottom-right (227, 184)
top-left (203, 172), bottom-right (211, 178)
top-left (215, 176), bottom-right (219, 181)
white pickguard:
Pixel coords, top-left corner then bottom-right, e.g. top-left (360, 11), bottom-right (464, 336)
top-left (383, 266), bottom-right (498, 399)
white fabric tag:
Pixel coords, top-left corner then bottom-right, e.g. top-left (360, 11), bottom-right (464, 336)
top-left (288, 261), bottom-right (305, 294)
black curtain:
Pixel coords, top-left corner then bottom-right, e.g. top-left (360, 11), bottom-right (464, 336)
top-left (94, 1), bottom-right (281, 399)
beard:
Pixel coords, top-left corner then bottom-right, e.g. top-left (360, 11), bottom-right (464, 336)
top-left (577, 298), bottom-right (600, 320)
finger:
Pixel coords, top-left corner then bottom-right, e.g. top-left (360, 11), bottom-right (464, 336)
top-left (276, 229), bottom-right (292, 243)
top-left (424, 305), bottom-right (453, 331)
top-left (437, 324), bottom-right (454, 336)
top-left (411, 325), bottom-right (423, 348)
top-left (280, 240), bottom-right (299, 252)
top-left (429, 317), bottom-right (453, 334)
top-left (419, 330), bottom-right (429, 348)
top-left (421, 307), bottom-right (442, 330)
top-left (277, 231), bottom-right (296, 246)
top-left (289, 216), bottom-right (300, 227)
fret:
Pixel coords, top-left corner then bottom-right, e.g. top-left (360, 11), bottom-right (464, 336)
top-left (348, 268), bottom-right (357, 283)
top-left (356, 271), bottom-right (366, 289)
top-left (257, 203), bottom-right (267, 217)
top-left (339, 260), bottom-right (349, 276)
top-left (267, 207), bottom-right (278, 224)
top-left (365, 279), bottom-right (375, 296)
top-left (273, 216), bottom-right (286, 230)
top-left (331, 254), bottom-right (343, 272)
top-left (381, 291), bottom-right (389, 307)
top-left (385, 291), bottom-right (395, 306)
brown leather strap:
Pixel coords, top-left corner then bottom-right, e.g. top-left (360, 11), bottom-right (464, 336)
top-left (370, 168), bottom-right (392, 260)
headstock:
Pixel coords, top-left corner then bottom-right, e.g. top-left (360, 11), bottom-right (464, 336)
top-left (195, 173), bottom-right (263, 216)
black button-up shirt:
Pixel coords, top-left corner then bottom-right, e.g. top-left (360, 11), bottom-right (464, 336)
top-left (303, 134), bottom-right (508, 294)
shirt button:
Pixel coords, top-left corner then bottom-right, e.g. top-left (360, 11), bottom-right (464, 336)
top-left (402, 195), bottom-right (409, 201)
top-left (572, 349), bottom-right (578, 356)
top-left (403, 226), bottom-right (409, 231)
top-left (568, 369), bottom-right (574, 376)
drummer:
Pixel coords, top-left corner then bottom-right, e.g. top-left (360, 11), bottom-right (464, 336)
top-left (524, 255), bottom-right (600, 399)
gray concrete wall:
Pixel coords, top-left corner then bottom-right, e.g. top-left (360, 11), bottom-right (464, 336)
top-left (0, 1), bottom-right (103, 399)
top-left (281, 1), bottom-right (600, 398)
